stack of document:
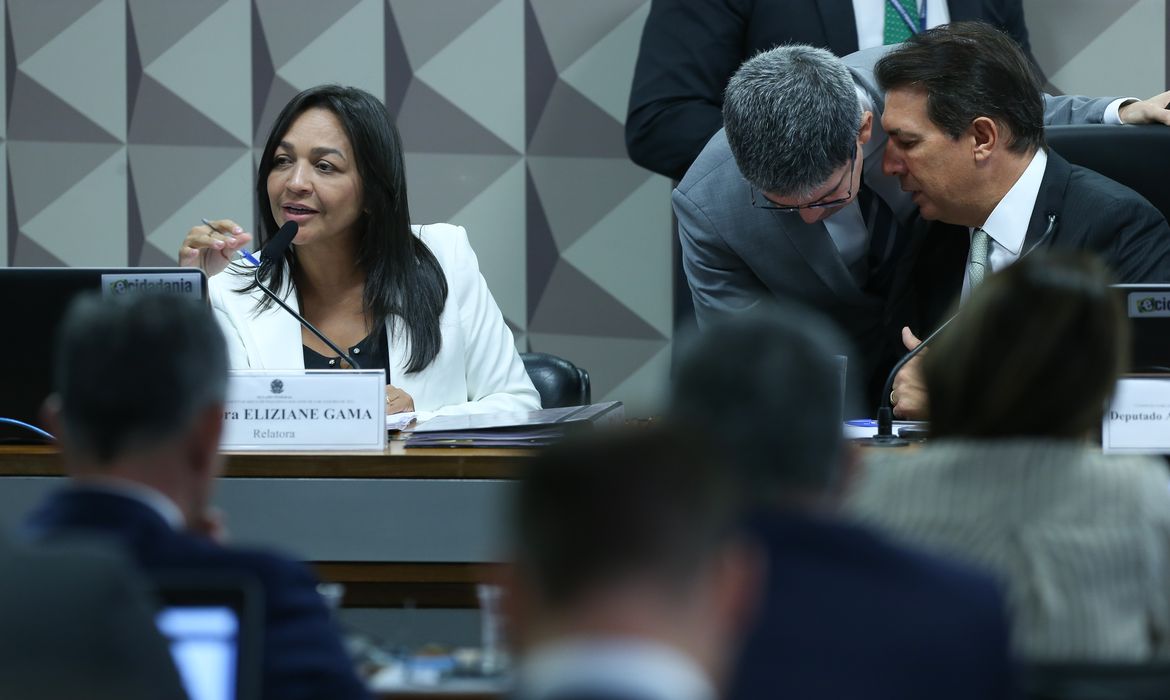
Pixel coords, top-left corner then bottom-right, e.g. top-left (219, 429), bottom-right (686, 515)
top-left (401, 402), bottom-right (624, 448)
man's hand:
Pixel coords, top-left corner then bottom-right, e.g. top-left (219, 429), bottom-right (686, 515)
top-left (189, 506), bottom-right (230, 544)
top-left (890, 326), bottom-right (929, 420)
top-left (1118, 90), bottom-right (1170, 126)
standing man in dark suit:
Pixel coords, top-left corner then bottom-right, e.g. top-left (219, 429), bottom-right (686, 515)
top-left (626, 0), bottom-right (1039, 181)
top-left (875, 23), bottom-right (1170, 418)
top-left (24, 294), bottom-right (371, 700)
top-left (672, 304), bottom-right (1015, 700)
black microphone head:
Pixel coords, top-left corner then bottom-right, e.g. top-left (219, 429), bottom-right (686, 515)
top-left (262, 221), bottom-right (299, 262)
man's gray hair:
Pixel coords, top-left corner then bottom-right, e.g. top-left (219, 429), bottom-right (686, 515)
top-left (723, 45), bottom-right (863, 199)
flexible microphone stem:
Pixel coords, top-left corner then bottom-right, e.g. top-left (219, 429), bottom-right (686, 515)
top-left (254, 221), bottom-right (361, 370)
top-left (866, 213), bottom-right (1058, 446)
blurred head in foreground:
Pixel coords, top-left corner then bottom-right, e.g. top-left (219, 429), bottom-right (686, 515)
top-left (509, 425), bottom-right (760, 698)
top-left (926, 250), bottom-right (1127, 439)
top-left (46, 293), bottom-right (228, 529)
top-left (672, 303), bottom-right (859, 508)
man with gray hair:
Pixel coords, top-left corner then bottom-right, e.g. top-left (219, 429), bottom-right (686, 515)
top-left (675, 40), bottom-right (1170, 406)
top-left (24, 293), bottom-right (371, 700)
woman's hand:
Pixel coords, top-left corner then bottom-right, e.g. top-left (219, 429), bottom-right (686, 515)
top-left (179, 219), bottom-right (253, 277)
top-left (385, 385), bottom-right (416, 415)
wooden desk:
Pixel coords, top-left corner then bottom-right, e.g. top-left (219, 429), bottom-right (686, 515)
top-left (0, 443), bottom-right (534, 608)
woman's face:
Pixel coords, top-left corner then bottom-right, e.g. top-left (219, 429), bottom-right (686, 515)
top-left (266, 107), bottom-right (364, 250)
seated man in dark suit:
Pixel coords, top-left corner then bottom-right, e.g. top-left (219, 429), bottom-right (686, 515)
top-left (508, 426), bottom-right (760, 700)
top-left (672, 304), bottom-right (1014, 700)
top-left (24, 293), bottom-right (370, 700)
top-left (0, 534), bottom-right (185, 700)
top-left (876, 22), bottom-right (1170, 419)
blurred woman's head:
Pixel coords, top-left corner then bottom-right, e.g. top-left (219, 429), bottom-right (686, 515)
top-left (926, 251), bottom-right (1128, 439)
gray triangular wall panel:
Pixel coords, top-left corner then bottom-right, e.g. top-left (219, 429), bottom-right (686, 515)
top-left (253, 76), bottom-right (299, 148)
top-left (254, 0), bottom-right (360, 67)
top-left (529, 259), bottom-right (664, 339)
top-left (11, 233), bottom-right (65, 266)
top-left (389, 0), bottom-right (500, 69)
top-left (527, 81), bottom-right (625, 157)
top-left (7, 141), bottom-right (122, 227)
top-left (397, 79), bottom-right (519, 155)
top-left (7, 0), bottom-right (100, 64)
top-left (8, 71), bottom-right (120, 143)
top-left (128, 0), bottom-right (225, 66)
top-left (130, 76), bottom-right (245, 147)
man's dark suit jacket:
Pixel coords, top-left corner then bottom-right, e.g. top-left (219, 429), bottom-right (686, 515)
top-left (907, 150), bottom-right (1170, 333)
top-left (626, 0), bottom-right (1037, 180)
top-left (25, 489), bottom-right (372, 700)
top-left (731, 510), bottom-right (1013, 700)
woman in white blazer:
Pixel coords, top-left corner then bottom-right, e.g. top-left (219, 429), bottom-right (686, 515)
top-left (179, 85), bottom-right (540, 417)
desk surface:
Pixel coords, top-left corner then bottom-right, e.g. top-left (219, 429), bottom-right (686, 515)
top-left (0, 441), bottom-right (534, 480)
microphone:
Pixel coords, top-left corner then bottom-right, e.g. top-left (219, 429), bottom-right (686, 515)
top-left (865, 213), bottom-right (1058, 446)
top-left (253, 221), bottom-right (362, 370)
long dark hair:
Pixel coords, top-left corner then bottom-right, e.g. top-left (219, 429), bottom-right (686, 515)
top-left (240, 85), bottom-right (447, 373)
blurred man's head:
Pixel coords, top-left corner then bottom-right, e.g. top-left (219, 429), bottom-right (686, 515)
top-left (672, 304), bottom-right (857, 507)
top-left (723, 45), bottom-right (872, 225)
top-left (509, 426), bottom-right (758, 688)
top-left (876, 21), bottom-right (1045, 226)
top-left (45, 293), bottom-right (228, 525)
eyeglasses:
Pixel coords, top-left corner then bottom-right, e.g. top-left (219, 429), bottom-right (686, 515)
top-left (751, 146), bottom-right (858, 213)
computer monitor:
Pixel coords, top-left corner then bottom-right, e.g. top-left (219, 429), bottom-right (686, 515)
top-left (1113, 284), bottom-right (1170, 373)
top-left (0, 267), bottom-right (207, 442)
top-left (154, 575), bottom-right (263, 700)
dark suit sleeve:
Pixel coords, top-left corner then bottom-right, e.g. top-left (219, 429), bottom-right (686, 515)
top-left (257, 555), bottom-right (372, 700)
top-left (625, 0), bottom-right (752, 180)
top-left (989, 0), bottom-right (1043, 81)
top-left (1101, 197), bottom-right (1170, 284)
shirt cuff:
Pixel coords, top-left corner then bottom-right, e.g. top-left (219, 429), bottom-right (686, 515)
top-left (1105, 98), bottom-right (1137, 125)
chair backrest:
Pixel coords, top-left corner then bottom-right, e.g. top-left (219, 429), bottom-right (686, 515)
top-left (1023, 661), bottom-right (1170, 700)
top-left (520, 352), bottom-right (591, 408)
top-left (1045, 124), bottom-right (1170, 221)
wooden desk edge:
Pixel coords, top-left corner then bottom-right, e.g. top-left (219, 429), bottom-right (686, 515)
top-left (0, 444), bottom-right (534, 479)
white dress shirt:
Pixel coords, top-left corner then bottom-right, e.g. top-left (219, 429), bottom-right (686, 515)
top-left (852, 0), bottom-right (950, 50)
top-left (517, 637), bottom-right (715, 700)
top-left (960, 149), bottom-right (1047, 301)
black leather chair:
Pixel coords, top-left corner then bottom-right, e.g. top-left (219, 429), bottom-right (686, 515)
top-left (520, 352), bottom-right (591, 408)
top-left (1046, 124), bottom-right (1170, 221)
top-left (1023, 661), bottom-right (1170, 700)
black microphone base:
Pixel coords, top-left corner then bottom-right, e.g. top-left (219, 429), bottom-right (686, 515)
top-left (861, 434), bottom-right (909, 447)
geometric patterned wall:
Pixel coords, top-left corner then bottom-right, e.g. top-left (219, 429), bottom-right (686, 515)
top-left (1025, 0), bottom-right (1166, 97)
top-left (3, 0), bottom-right (672, 415)
top-left (3, 0), bottom-right (1165, 415)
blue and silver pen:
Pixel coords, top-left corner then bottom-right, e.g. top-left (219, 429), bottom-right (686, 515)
top-left (202, 218), bottom-right (261, 266)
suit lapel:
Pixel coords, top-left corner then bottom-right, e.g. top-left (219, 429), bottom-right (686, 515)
top-left (1021, 151), bottom-right (1071, 255)
top-left (817, 0), bottom-right (859, 55)
top-left (779, 215), bottom-right (875, 304)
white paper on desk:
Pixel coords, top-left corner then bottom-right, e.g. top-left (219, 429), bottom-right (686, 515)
top-left (843, 420), bottom-right (928, 440)
top-left (385, 411), bottom-right (417, 432)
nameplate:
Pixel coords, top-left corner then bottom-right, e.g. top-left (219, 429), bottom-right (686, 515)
top-left (222, 370), bottom-right (386, 451)
top-left (1102, 376), bottom-right (1170, 454)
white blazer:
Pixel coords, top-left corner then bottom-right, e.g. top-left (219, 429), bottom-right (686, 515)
top-left (209, 223), bottom-right (541, 417)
